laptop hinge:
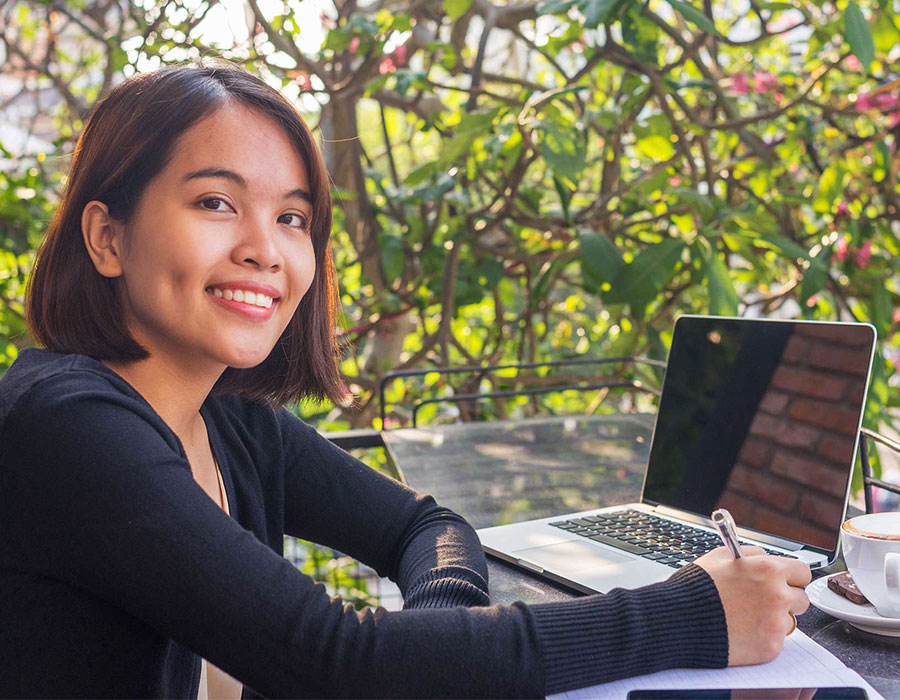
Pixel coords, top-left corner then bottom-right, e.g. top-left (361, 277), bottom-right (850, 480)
top-left (652, 505), bottom-right (804, 551)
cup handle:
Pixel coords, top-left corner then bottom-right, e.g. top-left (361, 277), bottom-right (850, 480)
top-left (886, 552), bottom-right (900, 612)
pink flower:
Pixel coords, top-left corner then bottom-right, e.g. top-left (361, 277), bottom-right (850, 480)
top-left (753, 71), bottom-right (778, 94)
top-left (846, 55), bottom-right (862, 71)
top-left (854, 93), bottom-right (874, 111)
top-left (806, 294), bottom-right (819, 308)
top-left (349, 37), bottom-right (360, 53)
top-left (875, 92), bottom-right (900, 110)
top-left (379, 57), bottom-right (396, 75)
top-left (729, 74), bottom-right (750, 95)
top-left (893, 308), bottom-right (900, 324)
top-left (836, 202), bottom-right (850, 218)
top-left (834, 236), bottom-right (849, 262)
top-left (319, 12), bottom-right (336, 29)
top-left (889, 112), bottom-right (900, 129)
top-left (854, 240), bottom-right (872, 268)
top-left (392, 44), bottom-right (407, 66)
top-left (669, 176), bottom-right (682, 186)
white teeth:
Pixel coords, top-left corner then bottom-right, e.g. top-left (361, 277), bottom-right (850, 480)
top-left (211, 287), bottom-right (275, 309)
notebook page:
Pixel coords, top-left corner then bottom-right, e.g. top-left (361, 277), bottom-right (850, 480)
top-left (547, 631), bottom-right (883, 700)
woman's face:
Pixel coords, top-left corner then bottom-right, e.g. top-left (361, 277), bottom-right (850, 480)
top-left (112, 102), bottom-right (316, 372)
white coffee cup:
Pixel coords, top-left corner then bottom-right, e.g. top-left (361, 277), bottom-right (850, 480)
top-left (840, 512), bottom-right (900, 618)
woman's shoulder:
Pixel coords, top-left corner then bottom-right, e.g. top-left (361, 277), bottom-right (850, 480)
top-left (0, 348), bottom-right (169, 444)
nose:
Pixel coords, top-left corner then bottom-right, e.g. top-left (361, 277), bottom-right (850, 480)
top-left (232, 216), bottom-right (283, 272)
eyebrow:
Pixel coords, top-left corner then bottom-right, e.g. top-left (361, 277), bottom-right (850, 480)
top-left (181, 167), bottom-right (312, 203)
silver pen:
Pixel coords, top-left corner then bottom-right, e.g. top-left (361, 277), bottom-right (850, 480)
top-left (711, 508), bottom-right (744, 559)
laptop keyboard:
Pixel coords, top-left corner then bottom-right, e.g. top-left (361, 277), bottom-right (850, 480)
top-left (549, 509), bottom-right (798, 567)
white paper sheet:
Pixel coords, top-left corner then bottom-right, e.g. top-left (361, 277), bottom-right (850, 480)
top-left (547, 631), bottom-right (884, 700)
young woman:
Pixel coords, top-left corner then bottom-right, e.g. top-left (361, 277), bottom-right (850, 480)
top-left (0, 62), bottom-right (810, 698)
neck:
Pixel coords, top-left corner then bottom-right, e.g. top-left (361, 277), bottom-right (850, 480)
top-left (103, 354), bottom-right (224, 448)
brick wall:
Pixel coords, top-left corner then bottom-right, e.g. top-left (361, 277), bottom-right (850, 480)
top-left (716, 325), bottom-right (870, 549)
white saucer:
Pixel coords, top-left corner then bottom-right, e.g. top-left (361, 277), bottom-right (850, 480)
top-left (807, 573), bottom-right (900, 637)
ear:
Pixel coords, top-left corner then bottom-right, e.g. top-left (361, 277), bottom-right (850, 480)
top-left (82, 200), bottom-right (124, 278)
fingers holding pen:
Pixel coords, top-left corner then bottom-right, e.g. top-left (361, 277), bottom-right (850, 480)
top-left (694, 549), bottom-right (811, 666)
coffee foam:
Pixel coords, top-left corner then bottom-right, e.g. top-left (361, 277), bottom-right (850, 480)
top-left (842, 512), bottom-right (900, 541)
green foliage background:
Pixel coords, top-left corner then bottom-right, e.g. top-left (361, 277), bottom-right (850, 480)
top-left (3, 0), bottom-right (900, 495)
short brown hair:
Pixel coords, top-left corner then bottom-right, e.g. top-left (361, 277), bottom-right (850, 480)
top-left (26, 62), bottom-right (345, 406)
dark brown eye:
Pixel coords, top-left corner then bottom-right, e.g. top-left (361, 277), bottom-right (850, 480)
top-left (201, 198), bottom-right (227, 211)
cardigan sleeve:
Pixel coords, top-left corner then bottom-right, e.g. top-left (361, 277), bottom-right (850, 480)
top-left (1, 371), bottom-right (727, 698)
top-left (276, 408), bottom-right (490, 610)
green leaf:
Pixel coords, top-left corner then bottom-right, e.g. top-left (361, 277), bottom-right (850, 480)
top-left (531, 259), bottom-right (565, 308)
top-left (666, 0), bottom-right (720, 36)
top-left (535, 120), bottom-right (586, 182)
top-left (872, 285), bottom-right (892, 337)
top-left (444, 0), bottom-right (473, 20)
top-left (707, 252), bottom-right (739, 316)
top-left (621, 5), bottom-right (659, 64)
top-left (671, 187), bottom-right (714, 221)
top-left (404, 162), bottom-right (438, 187)
top-left (380, 234), bottom-right (404, 283)
top-left (799, 245), bottom-right (832, 306)
top-left (635, 134), bottom-right (674, 161)
top-left (604, 238), bottom-right (686, 307)
top-left (578, 0), bottom-right (619, 28)
top-left (579, 230), bottom-right (624, 284)
top-left (537, 0), bottom-right (577, 14)
top-left (845, 2), bottom-right (875, 70)
top-left (758, 2), bottom-right (796, 11)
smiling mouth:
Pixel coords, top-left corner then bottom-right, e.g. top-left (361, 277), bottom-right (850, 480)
top-left (206, 287), bottom-right (277, 309)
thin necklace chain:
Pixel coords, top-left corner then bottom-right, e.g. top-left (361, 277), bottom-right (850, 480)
top-left (214, 457), bottom-right (226, 512)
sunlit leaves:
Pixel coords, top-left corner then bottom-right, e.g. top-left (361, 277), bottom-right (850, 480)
top-left (845, 2), bottom-right (875, 70)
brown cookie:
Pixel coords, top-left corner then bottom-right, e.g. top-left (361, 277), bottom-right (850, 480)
top-left (827, 571), bottom-right (870, 605)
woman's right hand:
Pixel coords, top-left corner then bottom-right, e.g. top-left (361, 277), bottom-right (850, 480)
top-left (694, 546), bottom-right (812, 666)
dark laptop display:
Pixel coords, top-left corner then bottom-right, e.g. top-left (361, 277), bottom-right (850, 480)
top-left (643, 317), bottom-right (874, 552)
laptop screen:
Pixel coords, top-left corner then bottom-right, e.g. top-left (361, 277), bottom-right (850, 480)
top-left (642, 316), bottom-right (875, 553)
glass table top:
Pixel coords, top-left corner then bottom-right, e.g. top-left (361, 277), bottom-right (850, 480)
top-left (382, 414), bottom-right (654, 530)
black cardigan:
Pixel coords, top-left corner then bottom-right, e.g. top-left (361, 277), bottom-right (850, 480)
top-left (0, 349), bottom-right (727, 698)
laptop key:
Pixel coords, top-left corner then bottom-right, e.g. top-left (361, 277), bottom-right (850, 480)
top-left (641, 552), bottom-right (668, 560)
top-left (588, 533), bottom-right (648, 555)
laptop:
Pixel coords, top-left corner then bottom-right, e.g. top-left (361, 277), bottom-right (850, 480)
top-left (478, 315), bottom-right (876, 594)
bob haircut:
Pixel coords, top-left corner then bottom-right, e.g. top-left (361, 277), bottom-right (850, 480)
top-left (26, 61), bottom-right (346, 406)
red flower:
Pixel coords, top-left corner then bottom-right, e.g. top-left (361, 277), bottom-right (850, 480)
top-left (752, 71), bottom-right (778, 94)
top-left (392, 44), bottom-right (408, 66)
top-left (834, 236), bottom-right (849, 262)
top-left (854, 93), bottom-right (874, 112)
top-left (349, 37), bottom-right (360, 54)
top-left (729, 74), bottom-right (750, 95)
top-left (854, 240), bottom-right (872, 269)
top-left (379, 57), bottom-right (396, 74)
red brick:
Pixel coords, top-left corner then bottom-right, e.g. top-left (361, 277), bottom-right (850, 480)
top-left (736, 436), bottom-right (773, 468)
top-left (797, 325), bottom-right (870, 347)
top-left (808, 345), bottom-right (871, 376)
top-left (783, 336), bottom-right (811, 364)
top-left (724, 466), bottom-right (799, 511)
top-left (817, 434), bottom-right (856, 467)
top-left (749, 505), bottom-right (835, 549)
top-left (845, 379), bottom-right (868, 405)
top-left (760, 391), bottom-right (790, 415)
top-left (787, 398), bottom-right (861, 436)
top-left (799, 492), bottom-right (847, 529)
top-left (749, 413), bottom-right (819, 450)
top-left (770, 450), bottom-right (848, 497)
top-left (771, 365), bottom-right (847, 400)
top-left (717, 491), bottom-right (754, 523)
